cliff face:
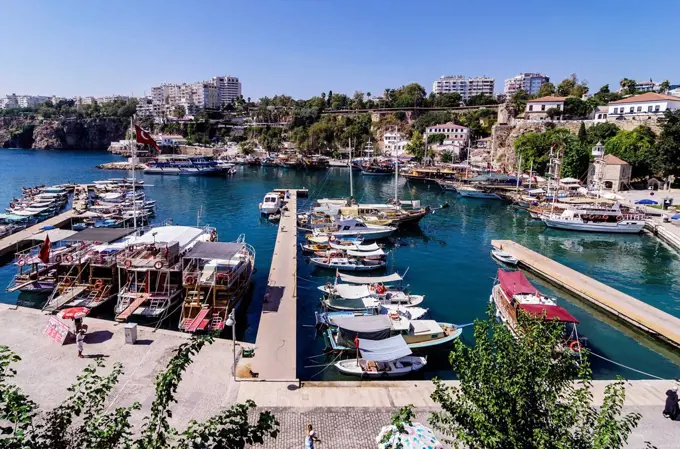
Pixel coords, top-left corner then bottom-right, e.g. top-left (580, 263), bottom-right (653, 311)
top-left (0, 117), bottom-right (127, 150)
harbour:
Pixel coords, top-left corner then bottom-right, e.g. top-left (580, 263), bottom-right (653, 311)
top-left (0, 149), bottom-right (678, 384)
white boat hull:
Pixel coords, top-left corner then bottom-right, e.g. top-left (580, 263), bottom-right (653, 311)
top-left (331, 229), bottom-right (395, 240)
top-left (335, 356), bottom-right (427, 378)
top-left (542, 218), bottom-right (645, 234)
top-left (457, 189), bottom-right (501, 199)
top-left (310, 258), bottom-right (385, 271)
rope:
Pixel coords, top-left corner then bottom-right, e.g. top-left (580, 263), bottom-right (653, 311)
top-left (589, 351), bottom-right (665, 380)
top-left (309, 351), bottom-right (342, 379)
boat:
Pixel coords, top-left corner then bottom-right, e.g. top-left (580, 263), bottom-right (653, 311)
top-left (325, 314), bottom-right (462, 353)
top-left (315, 306), bottom-right (429, 328)
top-left (114, 225), bottom-right (217, 322)
top-left (144, 155), bottom-right (219, 176)
top-left (490, 248), bottom-right (518, 266)
top-left (334, 335), bottom-right (427, 378)
top-left (259, 192), bottom-right (283, 215)
top-left (490, 269), bottom-right (584, 353)
top-left (436, 179), bottom-right (458, 191)
top-left (312, 218), bottom-right (396, 241)
top-left (179, 236), bottom-right (255, 333)
top-left (361, 163), bottom-right (394, 176)
top-left (456, 186), bottom-right (501, 199)
top-left (309, 256), bottom-right (385, 271)
top-left (319, 273), bottom-right (425, 311)
top-left (541, 203), bottom-right (645, 234)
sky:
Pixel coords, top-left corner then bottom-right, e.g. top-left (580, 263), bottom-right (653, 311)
top-left (1, 0), bottom-right (678, 100)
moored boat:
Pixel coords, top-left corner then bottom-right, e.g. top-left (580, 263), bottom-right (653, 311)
top-left (334, 335), bottom-right (427, 378)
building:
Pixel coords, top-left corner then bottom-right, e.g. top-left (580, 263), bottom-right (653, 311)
top-left (1, 94), bottom-right (50, 109)
top-left (192, 83), bottom-right (219, 109)
top-left (634, 79), bottom-right (657, 93)
top-left (524, 96), bottom-right (567, 120)
top-left (504, 73), bottom-right (550, 96)
top-left (98, 95), bottom-right (130, 104)
top-left (0, 94), bottom-right (18, 109)
top-left (382, 130), bottom-right (408, 156)
top-left (606, 92), bottom-right (680, 120)
top-left (211, 76), bottom-right (241, 105)
top-left (587, 152), bottom-right (631, 193)
top-left (432, 75), bottom-right (495, 101)
top-left (425, 122), bottom-right (470, 157)
top-left (592, 105), bottom-right (609, 122)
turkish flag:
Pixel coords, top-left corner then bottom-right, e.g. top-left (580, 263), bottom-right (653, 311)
top-left (38, 234), bottom-right (51, 264)
top-left (134, 124), bottom-right (160, 151)
top-left (354, 334), bottom-right (359, 349)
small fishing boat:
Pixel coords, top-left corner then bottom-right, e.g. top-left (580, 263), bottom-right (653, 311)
top-left (334, 335), bottom-right (427, 378)
top-left (456, 186), bottom-right (501, 199)
top-left (490, 248), bottom-right (518, 266)
top-left (258, 192), bottom-right (283, 215)
top-left (312, 218), bottom-right (396, 241)
top-left (315, 306), bottom-right (429, 328)
top-left (319, 281), bottom-right (425, 311)
top-left (309, 256), bottom-right (385, 271)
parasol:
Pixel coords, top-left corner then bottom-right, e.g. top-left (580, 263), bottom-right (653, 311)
top-left (376, 422), bottom-right (443, 449)
top-left (57, 307), bottom-right (91, 320)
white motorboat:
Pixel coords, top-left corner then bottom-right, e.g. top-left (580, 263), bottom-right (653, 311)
top-left (541, 203), bottom-right (645, 234)
top-left (329, 241), bottom-right (379, 251)
top-left (456, 186), bottom-right (501, 199)
top-left (259, 192), bottom-right (282, 215)
top-left (313, 218), bottom-right (396, 241)
top-left (310, 256), bottom-right (385, 271)
top-left (319, 282), bottom-right (425, 310)
top-left (491, 248), bottom-right (518, 266)
top-left (334, 335), bottom-right (426, 378)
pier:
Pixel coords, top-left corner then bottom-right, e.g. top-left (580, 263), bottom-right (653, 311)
top-left (491, 240), bottom-right (680, 349)
top-left (0, 210), bottom-right (76, 260)
top-left (248, 190), bottom-right (299, 380)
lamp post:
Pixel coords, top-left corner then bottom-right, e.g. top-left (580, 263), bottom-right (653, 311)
top-left (225, 310), bottom-right (236, 378)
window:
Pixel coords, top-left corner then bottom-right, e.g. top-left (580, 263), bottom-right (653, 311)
top-left (613, 107), bottom-right (618, 114)
top-left (637, 106), bottom-right (642, 112)
top-left (648, 105), bottom-right (653, 112)
top-left (541, 105), bottom-right (546, 111)
top-left (655, 105), bottom-right (660, 112)
top-left (529, 105), bottom-right (533, 111)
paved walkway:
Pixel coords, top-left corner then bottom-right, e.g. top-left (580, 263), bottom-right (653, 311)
top-left (248, 191), bottom-right (298, 380)
top-left (0, 210), bottom-right (75, 258)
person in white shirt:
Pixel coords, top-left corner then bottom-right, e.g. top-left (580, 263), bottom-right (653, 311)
top-left (305, 424), bottom-right (320, 449)
top-left (76, 329), bottom-right (85, 358)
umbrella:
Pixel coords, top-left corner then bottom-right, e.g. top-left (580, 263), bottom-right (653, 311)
top-left (671, 214), bottom-right (680, 220)
top-left (58, 307), bottom-right (91, 320)
top-left (377, 422), bottom-right (443, 449)
top-left (635, 199), bottom-right (658, 205)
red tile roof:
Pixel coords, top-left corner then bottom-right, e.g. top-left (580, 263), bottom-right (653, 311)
top-left (603, 154), bottom-right (628, 165)
top-left (609, 92), bottom-right (680, 104)
top-left (527, 96), bottom-right (568, 103)
top-left (427, 122), bottom-right (468, 130)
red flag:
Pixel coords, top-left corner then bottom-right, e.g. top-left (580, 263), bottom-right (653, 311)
top-left (134, 124), bottom-right (159, 151)
top-left (354, 334), bottom-right (359, 349)
top-left (38, 234), bottom-right (51, 264)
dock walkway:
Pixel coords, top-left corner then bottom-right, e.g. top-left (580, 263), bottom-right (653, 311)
top-left (0, 210), bottom-right (75, 259)
top-left (249, 191), bottom-right (298, 380)
top-left (491, 240), bottom-right (680, 348)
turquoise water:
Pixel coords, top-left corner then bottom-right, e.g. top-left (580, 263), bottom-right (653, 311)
top-left (0, 149), bottom-right (679, 380)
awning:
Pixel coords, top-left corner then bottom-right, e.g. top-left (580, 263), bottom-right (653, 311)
top-left (24, 229), bottom-right (78, 242)
top-left (338, 272), bottom-right (403, 284)
top-left (332, 284), bottom-right (371, 299)
top-left (359, 335), bottom-right (411, 362)
top-left (335, 315), bottom-right (392, 342)
top-left (497, 269), bottom-right (539, 298)
top-left (519, 303), bottom-right (579, 323)
top-left (67, 227), bottom-right (137, 243)
top-left (346, 248), bottom-right (385, 257)
top-left (183, 241), bottom-right (244, 260)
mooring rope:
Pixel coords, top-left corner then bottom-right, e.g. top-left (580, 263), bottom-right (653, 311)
top-left (589, 351), bottom-right (666, 380)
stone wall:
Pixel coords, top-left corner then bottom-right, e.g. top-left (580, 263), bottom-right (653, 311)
top-left (0, 117), bottom-right (127, 150)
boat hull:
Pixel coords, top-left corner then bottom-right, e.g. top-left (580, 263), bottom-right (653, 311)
top-left (335, 356), bottom-right (427, 378)
top-left (542, 218), bottom-right (645, 234)
top-left (457, 190), bottom-right (501, 199)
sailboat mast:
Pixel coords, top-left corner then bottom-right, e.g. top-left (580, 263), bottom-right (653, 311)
top-left (394, 145), bottom-right (398, 206)
top-left (349, 138), bottom-right (354, 200)
top-left (130, 117), bottom-right (137, 230)
top-left (515, 154), bottom-right (522, 193)
top-left (529, 160), bottom-right (534, 189)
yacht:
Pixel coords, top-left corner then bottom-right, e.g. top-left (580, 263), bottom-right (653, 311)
top-left (456, 186), bottom-right (501, 199)
top-left (259, 192), bottom-right (283, 215)
top-left (541, 202), bottom-right (645, 234)
top-left (144, 155), bottom-right (219, 175)
top-left (312, 218), bottom-right (396, 240)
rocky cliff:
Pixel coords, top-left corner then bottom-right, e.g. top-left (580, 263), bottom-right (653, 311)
top-left (0, 117), bottom-right (127, 150)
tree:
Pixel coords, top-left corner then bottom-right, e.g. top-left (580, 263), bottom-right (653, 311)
top-left (514, 128), bottom-right (572, 174)
top-left (536, 82), bottom-right (556, 97)
top-left (429, 309), bottom-right (641, 449)
top-left (653, 109), bottom-right (680, 176)
top-left (658, 80), bottom-right (671, 93)
top-left (428, 133), bottom-right (447, 145)
top-left (620, 78), bottom-right (637, 96)
top-left (405, 130), bottom-right (425, 160)
top-left (561, 137), bottom-right (591, 180)
top-left (557, 73), bottom-right (589, 97)
top-left (0, 337), bottom-right (279, 449)
top-left (440, 150), bottom-right (456, 163)
top-left (578, 122), bottom-right (587, 143)
top-left (546, 107), bottom-right (562, 120)
top-left (238, 140), bottom-right (256, 155)
top-left (465, 94), bottom-right (497, 106)
top-left (586, 122), bottom-right (619, 146)
top-left (510, 90), bottom-right (530, 117)
top-left (432, 92), bottom-right (462, 107)
top-left (563, 97), bottom-right (592, 119)
top-left (604, 126), bottom-right (657, 178)
top-left (392, 83), bottom-right (427, 108)
top-left (173, 105), bottom-right (186, 119)
top-left (326, 90), bottom-right (332, 107)
top-left (379, 405), bottom-right (417, 449)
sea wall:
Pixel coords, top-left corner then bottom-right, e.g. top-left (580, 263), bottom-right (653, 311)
top-left (0, 117), bottom-right (127, 150)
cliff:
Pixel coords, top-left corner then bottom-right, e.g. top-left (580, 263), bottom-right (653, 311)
top-left (0, 117), bottom-right (127, 150)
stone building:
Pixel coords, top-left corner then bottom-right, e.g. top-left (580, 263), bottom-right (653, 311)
top-left (587, 154), bottom-right (631, 192)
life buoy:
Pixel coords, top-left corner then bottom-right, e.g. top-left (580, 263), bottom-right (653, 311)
top-left (125, 259), bottom-right (132, 268)
top-left (17, 258), bottom-right (25, 267)
top-left (154, 261), bottom-right (163, 270)
top-left (94, 279), bottom-right (104, 290)
top-left (569, 340), bottom-right (582, 353)
top-left (64, 254), bottom-right (73, 263)
top-left (55, 255), bottom-right (62, 263)
top-left (376, 284), bottom-right (386, 294)
top-left (616, 215), bottom-right (623, 222)
top-left (185, 275), bottom-right (195, 284)
top-left (600, 215), bottom-right (607, 220)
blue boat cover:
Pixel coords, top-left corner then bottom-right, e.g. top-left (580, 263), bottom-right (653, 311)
top-left (359, 335), bottom-right (411, 362)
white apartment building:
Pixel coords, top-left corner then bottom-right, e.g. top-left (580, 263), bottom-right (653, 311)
top-left (607, 92), bottom-right (680, 120)
top-left (525, 96), bottom-right (567, 120)
top-left (211, 76), bottom-right (241, 105)
top-left (383, 130), bottom-right (408, 156)
top-left (1, 94), bottom-right (50, 108)
top-left (192, 83), bottom-right (219, 109)
top-left (0, 94), bottom-right (18, 109)
top-left (97, 95), bottom-right (130, 104)
top-left (504, 73), bottom-right (550, 95)
top-left (425, 122), bottom-right (470, 143)
top-left (432, 76), bottom-right (495, 101)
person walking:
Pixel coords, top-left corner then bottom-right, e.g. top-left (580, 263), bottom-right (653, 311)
top-left (305, 423), bottom-right (320, 449)
top-left (76, 329), bottom-right (85, 358)
top-left (664, 386), bottom-right (679, 420)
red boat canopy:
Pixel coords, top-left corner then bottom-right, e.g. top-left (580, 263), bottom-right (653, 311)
top-left (519, 303), bottom-right (579, 323)
top-left (498, 269), bottom-right (539, 299)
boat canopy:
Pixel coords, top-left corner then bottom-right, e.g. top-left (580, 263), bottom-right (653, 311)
top-left (335, 315), bottom-right (391, 341)
top-left (497, 269), bottom-right (539, 298)
top-left (519, 303), bottom-right (579, 323)
top-left (67, 228), bottom-right (136, 243)
top-left (183, 241), bottom-right (244, 261)
top-left (358, 335), bottom-right (411, 362)
top-left (330, 284), bottom-right (372, 299)
top-left (346, 248), bottom-right (385, 257)
top-left (330, 242), bottom-right (379, 251)
top-left (25, 229), bottom-right (78, 243)
top-left (338, 272), bottom-right (403, 284)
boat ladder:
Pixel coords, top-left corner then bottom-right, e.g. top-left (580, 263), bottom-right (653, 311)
top-left (148, 298), bottom-right (165, 313)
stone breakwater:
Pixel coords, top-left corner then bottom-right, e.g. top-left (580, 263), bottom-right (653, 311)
top-left (0, 117), bottom-right (127, 150)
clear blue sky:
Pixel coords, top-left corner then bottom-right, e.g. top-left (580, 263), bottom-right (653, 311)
top-left (1, 0), bottom-right (677, 99)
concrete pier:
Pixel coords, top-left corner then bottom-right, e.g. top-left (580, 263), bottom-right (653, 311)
top-left (491, 240), bottom-right (680, 349)
top-left (0, 210), bottom-right (75, 259)
top-left (248, 190), bottom-right (298, 380)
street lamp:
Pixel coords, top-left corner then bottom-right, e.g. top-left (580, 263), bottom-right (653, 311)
top-left (225, 310), bottom-right (236, 378)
